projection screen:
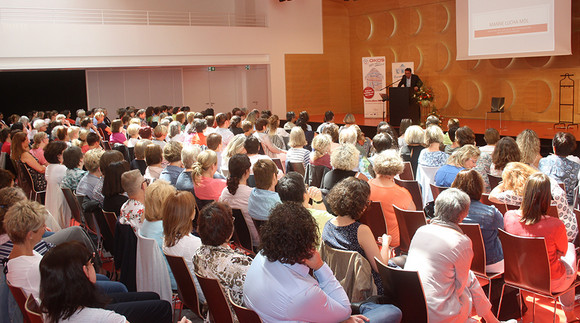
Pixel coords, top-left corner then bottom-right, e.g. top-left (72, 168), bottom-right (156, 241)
top-left (456, 0), bottom-right (571, 60)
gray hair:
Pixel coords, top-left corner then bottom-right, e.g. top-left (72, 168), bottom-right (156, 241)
top-left (33, 119), bottom-right (46, 130)
top-left (434, 188), bottom-right (470, 224)
top-left (339, 127), bottom-right (357, 145)
top-left (330, 144), bottom-right (360, 171)
top-left (168, 121), bottom-right (182, 139)
top-left (181, 145), bottom-right (202, 169)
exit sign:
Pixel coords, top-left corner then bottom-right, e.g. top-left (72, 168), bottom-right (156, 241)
top-left (208, 66), bottom-right (216, 71)
top-left (245, 65), bottom-right (250, 70)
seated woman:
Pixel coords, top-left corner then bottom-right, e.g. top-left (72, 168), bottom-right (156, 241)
top-left (221, 134), bottom-right (246, 176)
top-left (399, 125), bottom-right (425, 176)
top-left (159, 141), bottom-right (184, 186)
top-left (286, 127), bottom-right (310, 170)
top-left (144, 143), bottom-right (164, 182)
top-left (140, 180), bottom-right (177, 290)
top-left (109, 119), bottom-right (128, 146)
top-left (404, 189), bottom-right (503, 323)
top-left (434, 144), bottom-right (480, 187)
top-left (10, 131), bottom-right (46, 192)
top-left (322, 177), bottom-right (392, 295)
top-left (503, 173), bottom-right (578, 322)
top-left (120, 170), bottom-right (146, 232)
top-left (161, 191), bottom-right (205, 302)
top-left (490, 137), bottom-right (520, 177)
top-left (320, 143), bottom-right (359, 195)
top-left (130, 140), bottom-right (150, 176)
top-left (517, 129), bottom-right (542, 169)
top-left (126, 123), bottom-right (140, 148)
top-left (29, 132), bottom-right (49, 166)
top-left (102, 161), bottom-right (130, 217)
top-left (61, 146), bottom-right (87, 191)
top-left (43, 140), bottom-right (69, 228)
top-left (418, 125), bottom-right (448, 167)
top-left (489, 162), bottom-right (578, 242)
top-left (451, 169), bottom-right (504, 273)
top-left (219, 154), bottom-right (258, 246)
top-left (193, 202), bottom-right (252, 308)
top-left (368, 150), bottom-right (415, 250)
top-left (39, 241), bottom-right (177, 323)
top-left (192, 150), bottom-right (226, 201)
top-left (310, 134), bottom-right (332, 169)
top-left (175, 145), bottom-right (201, 193)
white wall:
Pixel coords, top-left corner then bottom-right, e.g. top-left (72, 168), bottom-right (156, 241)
top-left (0, 0), bottom-right (323, 116)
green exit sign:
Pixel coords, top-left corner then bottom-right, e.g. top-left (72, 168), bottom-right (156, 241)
top-left (245, 65), bottom-right (250, 70)
top-left (208, 66), bottom-right (216, 71)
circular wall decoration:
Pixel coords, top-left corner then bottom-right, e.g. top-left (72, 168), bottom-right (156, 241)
top-left (434, 3), bottom-right (451, 33)
top-left (489, 58), bottom-right (515, 69)
top-left (456, 80), bottom-right (482, 111)
top-left (457, 60), bottom-right (481, 71)
top-left (430, 80), bottom-right (451, 110)
top-left (383, 11), bottom-right (397, 39)
top-left (524, 56), bottom-right (553, 68)
top-left (354, 15), bottom-right (373, 41)
top-left (522, 80), bottom-right (553, 114)
top-left (435, 41), bottom-right (451, 72)
top-left (497, 80), bottom-right (515, 111)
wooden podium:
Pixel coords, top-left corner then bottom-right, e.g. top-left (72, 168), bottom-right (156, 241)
top-left (389, 87), bottom-right (420, 127)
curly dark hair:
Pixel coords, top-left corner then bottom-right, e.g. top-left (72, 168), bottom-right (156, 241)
top-left (198, 202), bottom-right (234, 246)
top-left (326, 177), bottom-right (370, 220)
top-left (492, 137), bottom-right (520, 171)
top-left (259, 202), bottom-right (318, 265)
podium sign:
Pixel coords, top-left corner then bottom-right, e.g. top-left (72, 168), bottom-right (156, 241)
top-left (362, 56), bottom-right (386, 118)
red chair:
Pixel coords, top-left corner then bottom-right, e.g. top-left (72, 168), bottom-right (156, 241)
top-left (393, 205), bottom-right (427, 254)
top-left (359, 201), bottom-right (387, 239)
top-left (164, 254), bottom-right (205, 320)
top-left (195, 273), bottom-right (235, 323)
top-left (6, 280), bottom-right (31, 323)
top-left (25, 295), bottom-right (44, 323)
top-left (227, 290), bottom-right (263, 323)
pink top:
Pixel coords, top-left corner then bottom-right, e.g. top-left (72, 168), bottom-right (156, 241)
top-left (109, 132), bottom-right (127, 145)
top-left (194, 176), bottom-right (227, 201)
top-left (29, 148), bottom-right (47, 165)
top-left (504, 210), bottom-right (567, 279)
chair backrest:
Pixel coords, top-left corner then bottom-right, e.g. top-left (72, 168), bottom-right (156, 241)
top-left (497, 229), bottom-right (551, 294)
top-left (0, 151), bottom-right (6, 169)
top-left (127, 146), bottom-right (135, 161)
top-left (102, 140), bottom-right (111, 150)
top-left (227, 290), bottom-right (263, 323)
top-left (458, 223), bottom-right (486, 276)
top-left (400, 162), bottom-right (414, 180)
top-left (393, 178), bottom-right (423, 211)
top-left (393, 205), bottom-right (427, 253)
top-left (359, 201), bottom-right (387, 239)
top-left (232, 208), bottom-right (254, 252)
top-left (320, 242), bottom-right (376, 302)
top-left (415, 165), bottom-right (440, 207)
top-left (136, 229), bottom-right (172, 303)
top-left (17, 161), bottom-right (34, 197)
top-left (546, 205), bottom-right (559, 218)
top-left (286, 162), bottom-right (305, 177)
top-left (76, 194), bottom-right (99, 236)
top-left (252, 218), bottom-right (266, 235)
top-left (101, 209), bottom-right (118, 237)
top-left (271, 158), bottom-right (284, 172)
top-left (488, 174), bottom-right (502, 190)
top-left (375, 257), bottom-right (428, 323)
top-left (195, 197), bottom-right (214, 211)
top-left (25, 294), bottom-right (43, 323)
top-left (164, 254), bottom-right (203, 319)
top-left (479, 193), bottom-right (508, 214)
top-left (195, 273), bottom-right (235, 323)
top-left (247, 174), bottom-right (256, 188)
top-left (429, 183), bottom-right (448, 201)
top-left (304, 164), bottom-right (330, 188)
top-left (6, 280), bottom-right (31, 323)
top-left (61, 187), bottom-right (83, 224)
top-left (355, 172), bottom-right (369, 182)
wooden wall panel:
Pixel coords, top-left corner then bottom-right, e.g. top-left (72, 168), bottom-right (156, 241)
top-left (286, 0), bottom-right (580, 124)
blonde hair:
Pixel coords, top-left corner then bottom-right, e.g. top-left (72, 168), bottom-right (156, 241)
top-left (331, 144), bottom-right (359, 170)
top-left (4, 200), bottom-right (47, 244)
top-left (121, 169), bottom-right (144, 197)
top-left (501, 162), bottom-right (538, 196)
top-left (181, 145), bottom-right (202, 169)
top-left (191, 150), bottom-right (218, 185)
top-left (447, 145), bottom-right (480, 167)
top-left (343, 113), bottom-right (356, 125)
top-left (95, 112), bottom-right (105, 121)
top-left (144, 179), bottom-right (176, 222)
top-left (267, 115), bottom-right (279, 135)
top-left (404, 125), bottom-right (424, 145)
top-left (373, 150), bottom-right (404, 176)
top-left (288, 127), bottom-right (307, 148)
top-left (516, 129), bottom-right (541, 165)
top-left (67, 126), bottom-right (80, 139)
top-left (339, 127), bottom-right (357, 145)
top-left (31, 132), bottom-right (47, 149)
top-left (127, 124), bottom-right (140, 138)
top-left (162, 141), bottom-right (183, 163)
top-left (84, 148), bottom-right (105, 173)
top-left (129, 118), bottom-right (141, 125)
top-left (311, 134), bottom-right (331, 161)
top-left (224, 134), bottom-right (246, 159)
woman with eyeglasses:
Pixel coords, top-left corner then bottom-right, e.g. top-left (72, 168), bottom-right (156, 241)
top-left (434, 144), bottom-right (480, 187)
top-left (322, 177), bottom-right (392, 295)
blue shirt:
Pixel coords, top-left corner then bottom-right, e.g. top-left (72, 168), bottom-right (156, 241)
top-left (434, 164), bottom-right (463, 187)
top-left (243, 252), bottom-right (351, 323)
top-left (175, 170), bottom-right (194, 193)
top-left (539, 154), bottom-right (580, 205)
top-left (461, 200), bottom-right (504, 265)
top-left (140, 220), bottom-right (177, 290)
top-left (248, 188), bottom-right (281, 221)
top-left (159, 165), bottom-right (184, 186)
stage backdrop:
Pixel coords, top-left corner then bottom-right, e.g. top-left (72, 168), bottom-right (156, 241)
top-left (362, 56), bottom-right (385, 118)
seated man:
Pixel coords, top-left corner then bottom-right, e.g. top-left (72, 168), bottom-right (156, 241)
top-left (244, 202), bottom-right (402, 323)
top-left (276, 172), bottom-right (332, 241)
top-left (404, 188), bottom-right (508, 323)
top-left (248, 159), bottom-right (281, 221)
top-left (539, 132), bottom-right (580, 205)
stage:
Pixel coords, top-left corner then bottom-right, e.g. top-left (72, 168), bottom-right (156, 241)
top-left (308, 113), bottom-right (580, 140)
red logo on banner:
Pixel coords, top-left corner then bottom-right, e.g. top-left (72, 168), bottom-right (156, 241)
top-left (363, 87), bottom-right (375, 99)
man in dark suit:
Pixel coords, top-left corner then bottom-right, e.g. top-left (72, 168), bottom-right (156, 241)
top-left (397, 67), bottom-right (423, 91)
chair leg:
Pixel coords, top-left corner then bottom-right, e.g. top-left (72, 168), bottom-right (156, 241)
top-left (532, 294), bottom-right (536, 322)
top-left (497, 283), bottom-right (507, 317)
top-left (553, 298), bottom-right (558, 323)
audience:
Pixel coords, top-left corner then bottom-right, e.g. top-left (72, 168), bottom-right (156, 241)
top-left (144, 143), bottom-right (164, 182)
top-left (516, 129), bottom-right (542, 168)
top-left (404, 188), bottom-right (504, 323)
top-left (490, 137), bottom-right (521, 176)
top-left (61, 145), bottom-right (87, 190)
top-left (44, 140), bottom-right (69, 228)
top-left (192, 150), bottom-right (226, 201)
top-left (286, 127), bottom-right (310, 170)
top-left (11, 132), bottom-right (46, 191)
top-left (77, 148), bottom-right (106, 206)
top-left (418, 125), bottom-right (448, 167)
top-left (102, 161), bottom-right (130, 216)
top-left (539, 132), bottom-right (579, 205)
top-left (320, 143), bottom-right (359, 195)
top-left (310, 133), bottom-right (332, 169)
top-left (109, 119), bottom-right (128, 146)
top-left (221, 134), bottom-right (246, 176)
top-left (434, 145), bottom-right (480, 187)
top-left (29, 132), bottom-right (49, 166)
top-left (119, 169), bottom-right (147, 232)
top-left (131, 139), bottom-right (150, 175)
top-left (159, 141), bottom-right (184, 185)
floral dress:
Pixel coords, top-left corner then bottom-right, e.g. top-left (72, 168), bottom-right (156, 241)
top-left (193, 245), bottom-right (252, 307)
